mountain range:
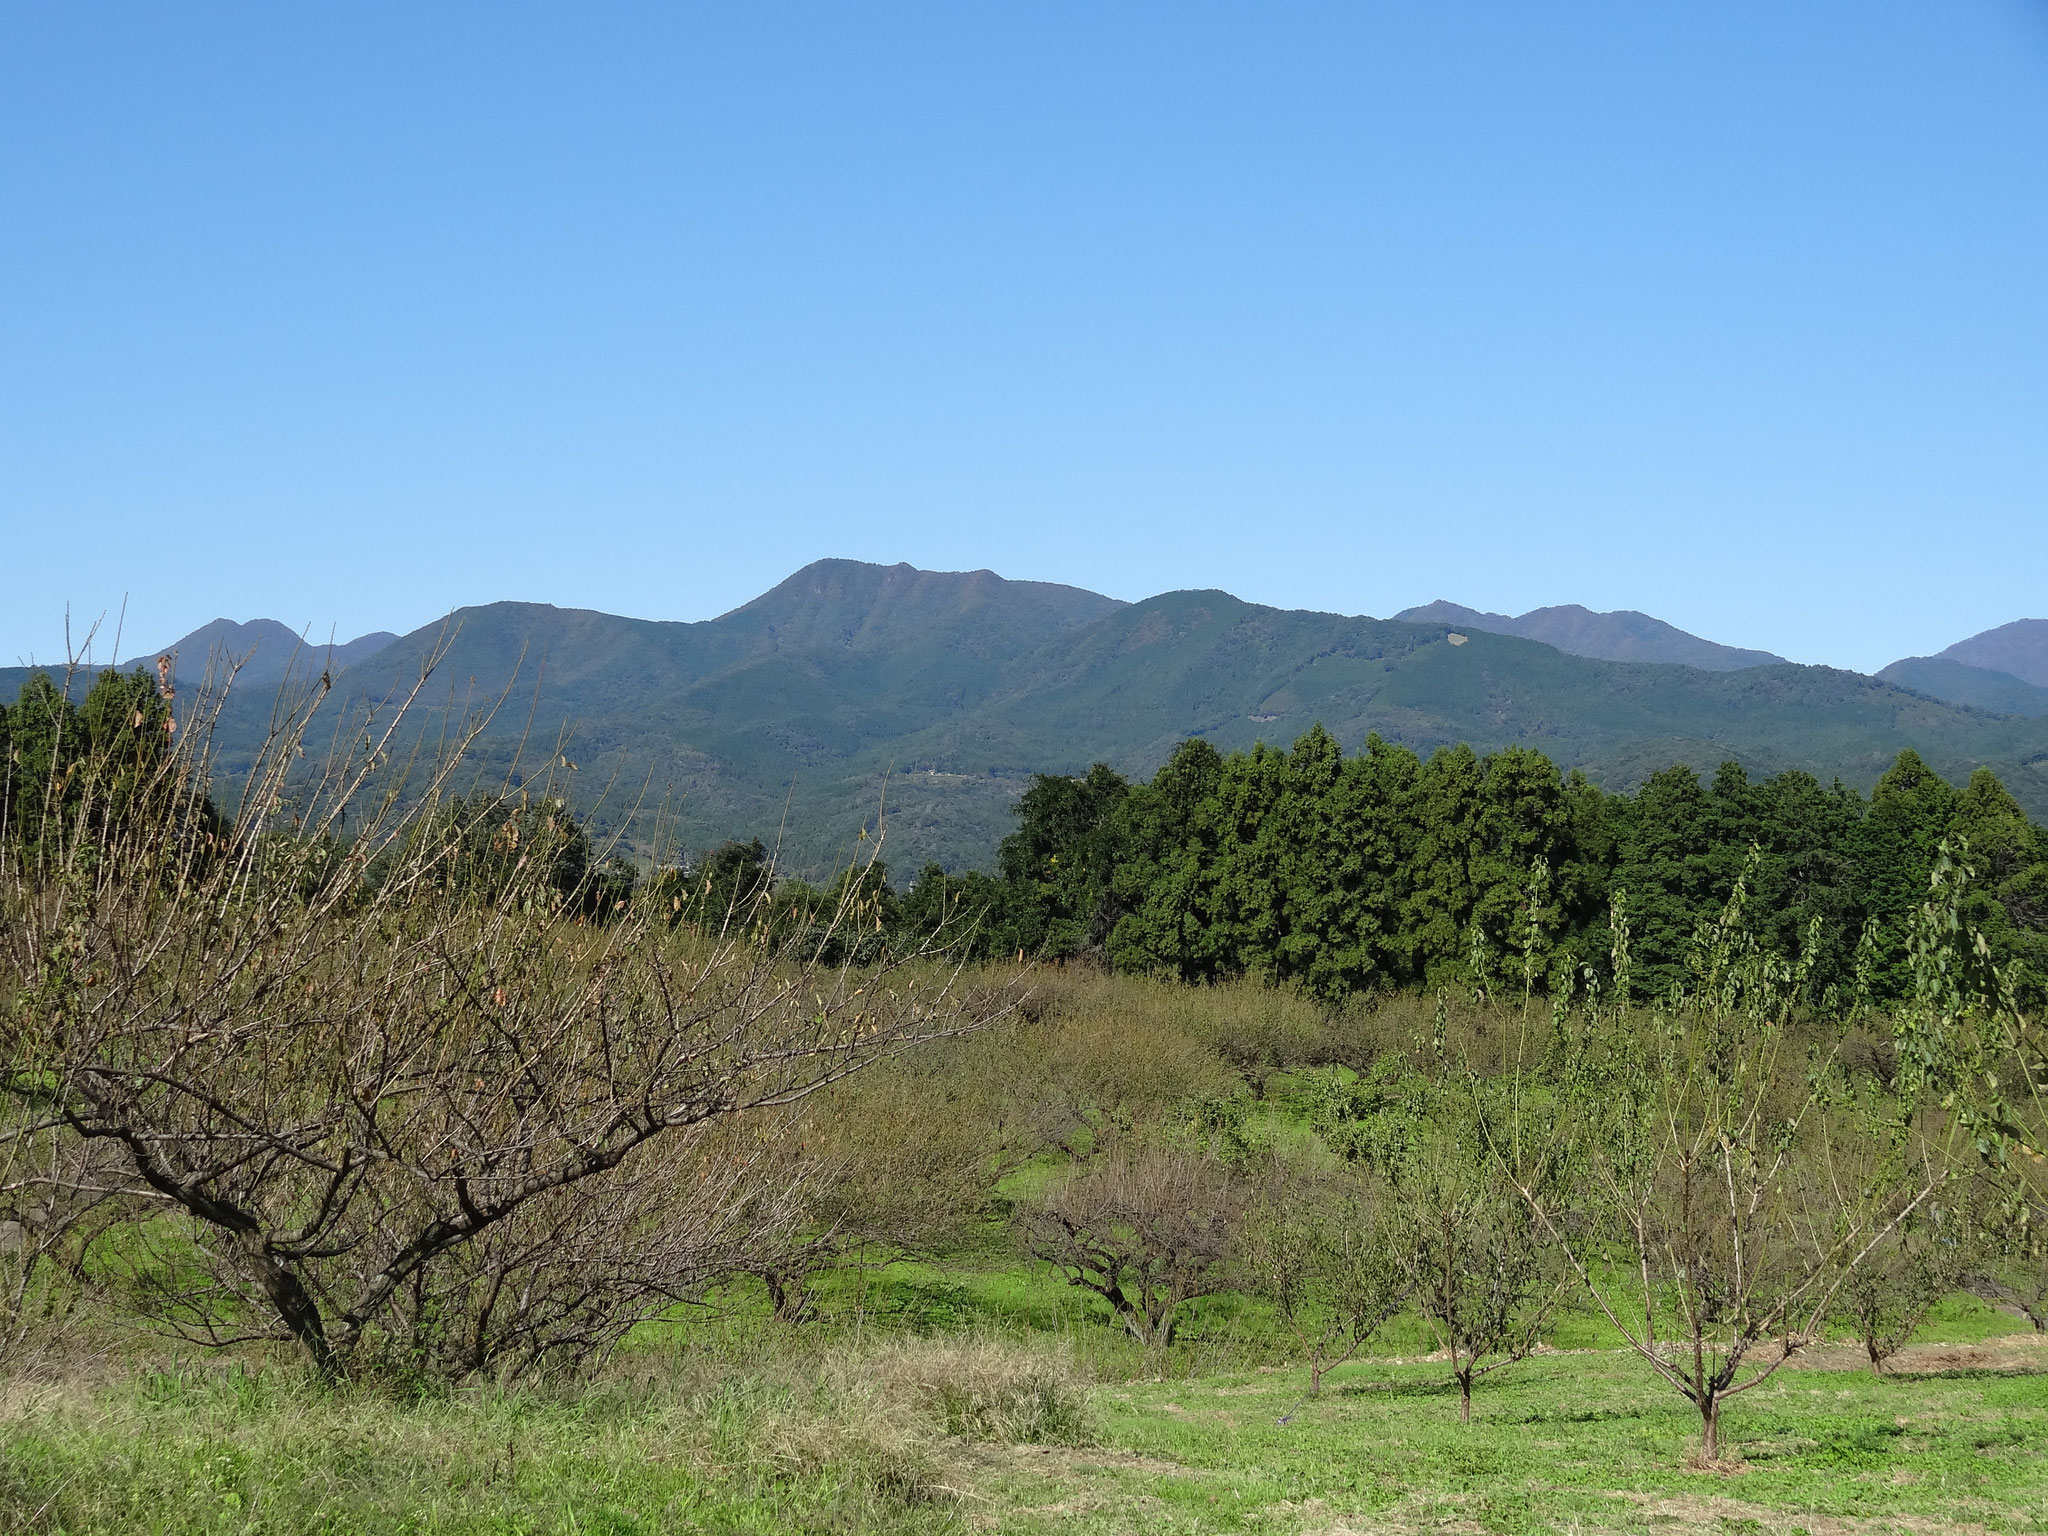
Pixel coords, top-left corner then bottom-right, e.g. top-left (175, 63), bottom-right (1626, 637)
top-left (1390, 600), bottom-right (1787, 671)
top-left (9, 562), bottom-right (2048, 872)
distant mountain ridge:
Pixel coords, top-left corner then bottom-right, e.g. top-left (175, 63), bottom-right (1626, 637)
top-left (1876, 618), bottom-right (2048, 717)
top-left (10, 561), bottom-right (2048, 872)
top-left (122, 618), bottom-right (399, 686)
top-left (717, 560), bottom-right (1123, 650)
top-left (1875, 657), bottom-right (2048, 719)
top-left (1937, 619), bottom-right (2048, 689)
top-left (1392, 600), bottom-right (1786, 671)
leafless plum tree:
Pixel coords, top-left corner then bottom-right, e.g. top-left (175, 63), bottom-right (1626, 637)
top-left (1022, 1141), bottom-right (1243, 1350)
top-left (1, 639), bottom-right (1007, 1380)
top-left (0, 1095), bottom-right (142, 1367)
top-left (741, 1046), bottom-right (1017, 1323)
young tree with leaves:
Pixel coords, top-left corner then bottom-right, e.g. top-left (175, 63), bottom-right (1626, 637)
top-left (1503, 858), bottom-right (1949, 1460)
top-left (1239, 1161), bottom-right (1405, 1395)
top-left (1390, 1122), bottom-right (1564, 1423)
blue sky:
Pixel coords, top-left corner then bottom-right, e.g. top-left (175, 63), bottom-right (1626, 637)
top-left (5, 3), bottom-right (2046, 674)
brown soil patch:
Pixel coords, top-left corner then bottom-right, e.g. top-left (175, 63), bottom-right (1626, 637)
top-left (1308, 1488), bottom-right (2006, 1536)
top-left (1785, 1332), bottom-right (2048, 1377)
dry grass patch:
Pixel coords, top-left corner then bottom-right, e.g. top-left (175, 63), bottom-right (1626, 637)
top-left (826, 1333), bottom-right (1095, 1446)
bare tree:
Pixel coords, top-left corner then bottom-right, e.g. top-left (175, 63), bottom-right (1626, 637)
top-left (1022, 1142), bottom-right (1243, 1350)
top-left (0, 641), bottom-right (1006, 1380)
top-left (1968, 1204), bottom-right (2048, 1333)
top-left (0, 1097), bottom-right (141, 1368)
top-left (742, 1046), bottom-right (1015, 1323)
top-left (1831, 1201), bottom-right (1974, 1374)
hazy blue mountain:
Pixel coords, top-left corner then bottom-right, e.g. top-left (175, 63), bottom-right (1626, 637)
top-left (120, 618), bottom-right (399, 685)
top-left (1877, 656), bottom-right (2048, 718)
top-left (1393, 600), bottom-right (1785, 670)
top-left (1936, 618), bottom-right (2048, 689)
top-left (9, 562), bottom-right (2048, 872)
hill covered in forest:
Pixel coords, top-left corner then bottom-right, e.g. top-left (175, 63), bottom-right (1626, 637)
top-left (9, 560), bottom-right (2048, 871)
top-left (110, 617), bottom-right (400, 685)
top-left (1935, 618), bottom-right (2048, 688)
top-left (1876, 656), bottom-right (2048, 718)
top-left (1391, 600), bottom-right (1786, 670)
top-left (1878, 619), bottom-right (2048, 717)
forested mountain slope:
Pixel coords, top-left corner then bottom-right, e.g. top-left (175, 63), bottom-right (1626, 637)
top-left (8, 561), bottom-right (2048, 872)
top-left (871, 590), bottom-right (2048, 864)
top-left (1393, 599), bottom-right (1785, 670)
top-left (1877, 656), bottom-right (2048, 718)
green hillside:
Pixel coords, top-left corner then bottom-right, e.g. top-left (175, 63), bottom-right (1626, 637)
top-left (860, 590), bottom-right (2048, 866)
top-left (1878, 655), bottom-right (2048, 717)
top-left (1393, 597), bottom-right (1785, 669)
top-left (9, 561), bottom-right (2048, 873)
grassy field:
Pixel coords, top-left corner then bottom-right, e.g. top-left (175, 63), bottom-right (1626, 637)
top-left (4, 1258), bottom-right (2044, 1536)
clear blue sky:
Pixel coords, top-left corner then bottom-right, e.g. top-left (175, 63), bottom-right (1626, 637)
top-left (5, 3), bottom-right (2047, 674)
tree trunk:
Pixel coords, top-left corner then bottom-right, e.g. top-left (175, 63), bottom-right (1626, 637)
top-left (250, 1244), bottom-right (336, 1378)
top-left (1458, 1370), bottom-right (1472, 1424)
top-left (763, 1268), bottom-right (808, 1322)
top-left (1309, 1361), bottom-right (1324, 1397)
top-left (1700, 1396), bottom-right (1720, 1460)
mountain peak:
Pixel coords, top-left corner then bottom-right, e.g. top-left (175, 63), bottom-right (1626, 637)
top-left (720, 558), bottom-right (1124, 653)
top-left (1392, 601), bottom-right (1784, 671)
top-left (126, 618), bottom-right (398, 684)
top-left (1937, 618), bottom-right (2048, 689)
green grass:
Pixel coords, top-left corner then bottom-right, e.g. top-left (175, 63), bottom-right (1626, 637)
top-left (6, 1260), bottom-right (2045, 1535)
top-left (1, 1358), bottom-right (961, 1535)
top-left (988, 1344), bottom-right (2048, 1534)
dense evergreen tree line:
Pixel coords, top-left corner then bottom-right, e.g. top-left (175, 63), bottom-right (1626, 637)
top-left (901, 728), bottom-right (2048, 1011)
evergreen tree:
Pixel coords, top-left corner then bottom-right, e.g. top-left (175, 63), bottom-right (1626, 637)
top-left (941, 723), bottom-right (2047, 1018)
top-left (997, 763), bottom-right (1130, 958)
top-left (1742, 770), bottom-right (1867, 1007)
top-left (1209, 740), bottom-right (1294, 983)
top-left (1609, 765), bottom-right (1718, 1004)
top-left (1402, 744), bottom-right (1493, 991)
top-left (1859, 750), bottom-right (1959, 998)
top-left (1948, 767), bottom-right (2048, 1004)
top-left (1107, 738), bottom-right (1230, 979)
top-left (1, 666), bottom-right (199, 866)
